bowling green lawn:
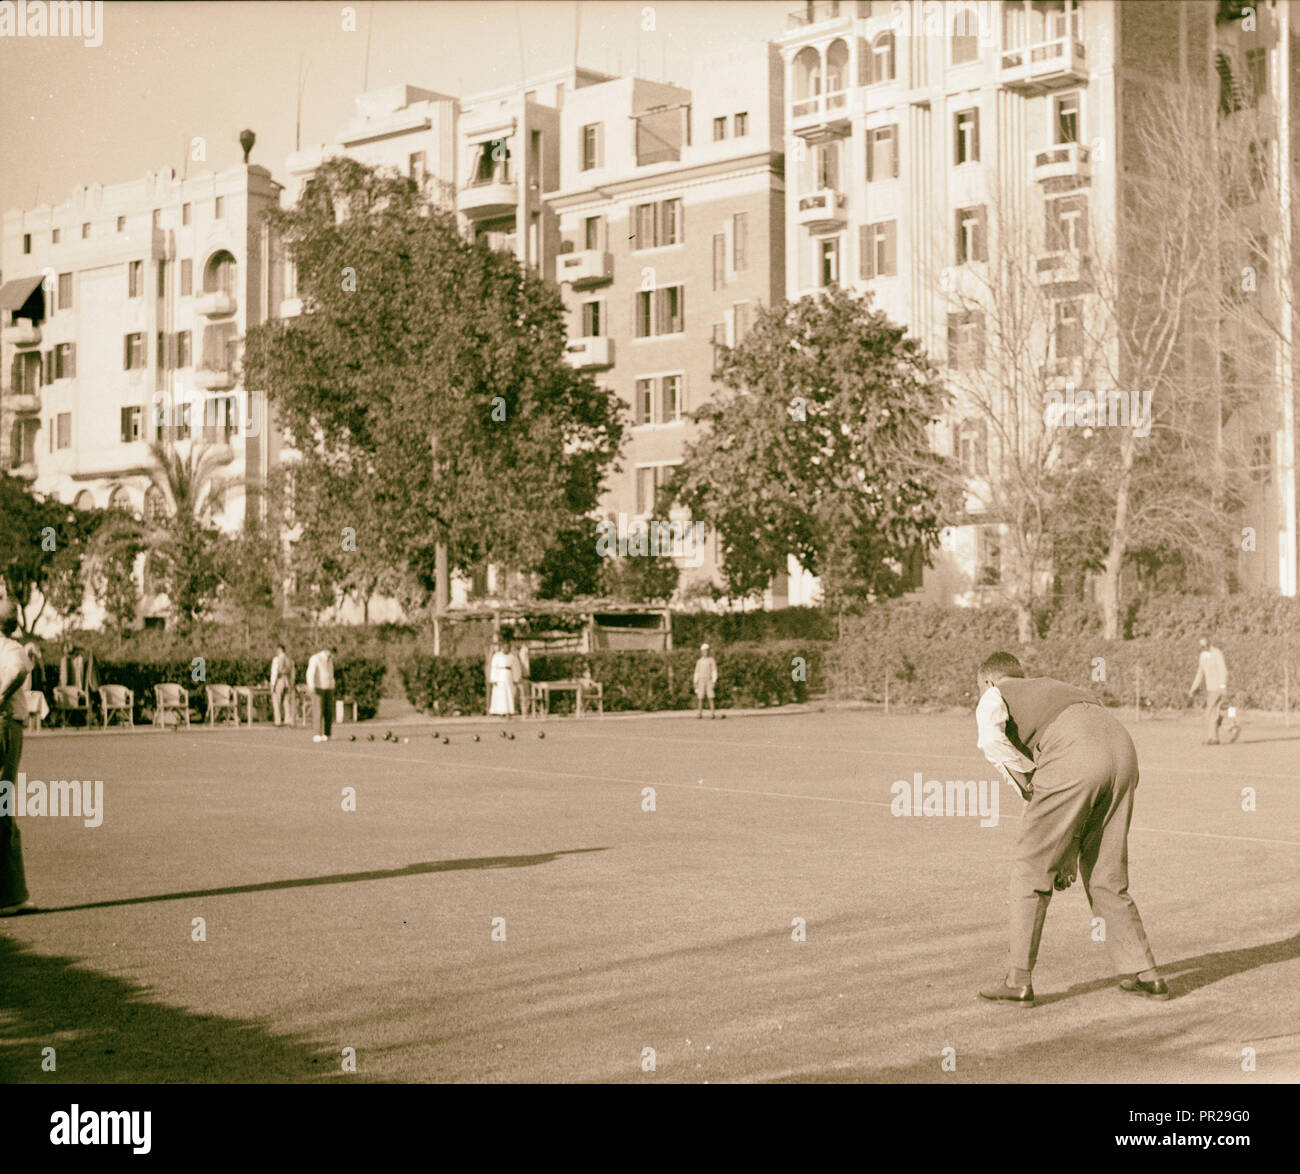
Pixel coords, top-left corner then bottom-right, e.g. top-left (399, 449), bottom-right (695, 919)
top-left (2, 707), bottom-right (1297, 1084)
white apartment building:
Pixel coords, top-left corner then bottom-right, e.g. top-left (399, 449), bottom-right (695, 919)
top-left (549, 42), bottom-right (790, 600)
top-left (1, 158), bottom-right (284, 547)
top-left (778, 0), bottom-right (1298, 603)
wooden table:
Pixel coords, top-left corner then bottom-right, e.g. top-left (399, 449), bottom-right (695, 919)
top-left (234, 686), bottom-right (273, 725)
top-left (530, 679), bottom-right (603, 718)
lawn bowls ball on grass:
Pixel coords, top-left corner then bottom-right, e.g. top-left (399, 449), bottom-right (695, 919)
top-left (442, 737), bottom-right (450, 745)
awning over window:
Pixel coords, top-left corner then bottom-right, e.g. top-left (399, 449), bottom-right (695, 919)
top-left (0, 275), bottom-right (46, 319)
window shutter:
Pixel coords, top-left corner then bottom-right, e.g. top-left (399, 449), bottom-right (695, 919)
top-left (955, 211), bottom-right (965, 263)
top-left (971, 110), bottom-right (980, 162)
top-left (947, 316), bottom-right (959, 363)
top-left (976, 207), bottom-right (987, 261)
top-left (866, 132), bottom-right (874, 182)
top-left (885, 220), bottom-right (897, 276)
top-left (595, 123), bottom-right (604, 168)
top-left (892, 129), bottom-right (899, 178)
top-left (67, 343), bottom-right (76, 379)
top-left (120, 407), bottom-right (131, 443)
top-left (43, 350), bottom-right (53, 383)
top-left (123, 336), bottom-right (130, 370)
top-left (860, 225), bottom-right (871, 279)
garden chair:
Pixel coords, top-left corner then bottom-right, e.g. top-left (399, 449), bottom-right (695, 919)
top-left (153, 683), bottom-right (191, 728)
top-left (98, 684), bottom-right (135, 728)
top-left (205, 683), bottom-right (241, 727)
top-left (52, 685), bottom-right (94, 727)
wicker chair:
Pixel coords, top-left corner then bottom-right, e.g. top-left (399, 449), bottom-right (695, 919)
top-left (98, 684), bottom-right (135, 728)
top-left (205, 684), bottom-right (240, 726)
top-left (153, 683), bottom-right (191, 727)
top-left (53, 685), bottom-right (94, 727)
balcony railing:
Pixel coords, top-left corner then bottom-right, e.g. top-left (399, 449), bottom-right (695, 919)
top-left (557, 250), bottom-right (613, 288)
top-left (797, 188), bottom-right (848, 230)
top-left (3, 319), bottom-right (42, 347)
top-left (195, 290), bottom-right (237, 317)
top-left (564, 336), bottom-right (613, 370)
top-left (787, 1), bottom-right (846, 30)
top-left (1000, 37), bottom-right (1087, 90)
top-left (1032, 142), bottom-right (1091, 183)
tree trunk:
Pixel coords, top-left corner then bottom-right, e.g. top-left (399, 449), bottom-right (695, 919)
top-left (1099, 438), bottom-right (1136, 641)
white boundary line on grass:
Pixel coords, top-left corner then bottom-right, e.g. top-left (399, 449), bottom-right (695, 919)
top-left (198, 736), bottom-right (1300, 849)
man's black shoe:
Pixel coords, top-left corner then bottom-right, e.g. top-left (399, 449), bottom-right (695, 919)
top-left (1119, 975), bottom-right (1171, 1000)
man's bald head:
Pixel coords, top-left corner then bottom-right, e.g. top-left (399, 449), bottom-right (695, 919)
top-left (0, 599), bottom-right (19, 637)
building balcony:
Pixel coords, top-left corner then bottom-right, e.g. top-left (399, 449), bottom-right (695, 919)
top-left (797, 188), bottom-right (848, 230)
top-left (999, 37), bottom-right (1087, 93)
top-left (194, 367), bottom-right (237, 392)
top-left (556, 250), bottom-right (613, 288)
top-left (10, 459), bottom-right (37, 480)
top-left (279, 297), bottom-right (303, 319)
top-left (790, 91), bottom-right (851, 142)
top-left (1033, 142), bottom-right (1090, 184)
top-left (5, 389), bottom-right (40, 413)
top-left (564, 336), bottom-right (614, 370)
top-left (1035, 250), bottom-right (1089, 287)
top-left (3, 319), bottom-right (41, 347)
top-left (195, 291), bottom-right (237, 318)
top-left (786, 2), bottom-right (852, 31)
top-left (459, 178), bottom-right (519, 221)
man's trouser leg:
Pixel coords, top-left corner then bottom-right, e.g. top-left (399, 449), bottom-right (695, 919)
top-left (1077, 723), bottom-right (1157, 975)
top-left (0, 719), bottom-right (29, 907)
top-left (319, 689), bottom-right (334, 738)
top-left (1206, 689), bottom-right (1225, 742)
top-left (272, 684), bottom-right (284, 726)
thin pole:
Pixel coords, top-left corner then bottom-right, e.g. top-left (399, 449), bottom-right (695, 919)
top-left (1134, 663), bottom-right (1141, 723)
top-left (1285, 661), bottom-right (1291, 727)
top-left (884, 667), bottom-right (890, 714)
top-left (362, 0), bottom-right (375, 91)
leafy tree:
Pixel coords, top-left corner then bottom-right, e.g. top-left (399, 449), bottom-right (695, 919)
top-left (242, 158), bottom-right (625, 614)
top-left (670, 287), bottom-right (955, 609)
top-left (598, 552), bottom-right (681, 604)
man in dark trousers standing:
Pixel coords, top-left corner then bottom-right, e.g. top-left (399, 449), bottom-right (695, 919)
top-left (974, 651), bottom-right (1166, 1007)
top-left (0, 600), bottom-right (32, 915)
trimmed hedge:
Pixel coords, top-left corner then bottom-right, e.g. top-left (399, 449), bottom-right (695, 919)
top-left (35, 656), bottom-right (386, 724)
top-left (671, 607), bottom-right (835, 648)
top-left (400, 643), bottom-right (830, 716)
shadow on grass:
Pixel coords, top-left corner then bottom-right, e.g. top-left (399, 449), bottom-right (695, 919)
top-left (18, 849), bottom-right (610, 916)
top-left (0, 934), bottom-right (337, 1083)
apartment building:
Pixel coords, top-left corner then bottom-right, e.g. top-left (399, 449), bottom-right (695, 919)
top-left (778, 0), bottom-right (1299, 603)
top-left (0, 158), bottom-right (284, 561)
top-left (549, 42), bottom-right (788, 598)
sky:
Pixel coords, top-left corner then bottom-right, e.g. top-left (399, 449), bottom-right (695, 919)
top-left (0, 0), bottom-right (795, 217)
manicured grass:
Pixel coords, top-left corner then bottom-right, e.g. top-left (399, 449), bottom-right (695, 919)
top-left (3, 709), bottom-right (1298, 1083)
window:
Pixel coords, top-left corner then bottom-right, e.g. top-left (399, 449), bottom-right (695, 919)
top-left (978, 528), bottom-right (1001, 586)
top-left (22, 232), bottom-right (31, 254)
top-left (52, 228), bottom-right (61, 244)
top-left (54, 343), bottom-right (76, 380)
top-left (580, 123), bottom-right (604, 170)
top-left (955, 108), bottom-right (980, 164)
top-left (713, 233), bottom-right (726, 290)
top-left (733, 212), bottom-right (749, 271)
top-left (120, 406), bottom-right (144, 444)
top-left (409, 151), bottom-right (426, 183)
top-left (1055, 93), bottom-right (1080, 144)
top-left (1252, 433), bottom-right (1272, 484)
top-left (81, 222), bottom-right (90, 239)
top-left (955, 206), bottom-right (987, 263)
top-left (635, 379), bottom-right (654, 424)
top-left (632, 198), bottom-right (683, 249)
top-left (713, 116), bottom-right (728, 141)
top-left (634, 285), bottom-right (685, 336)
top-left (214, 196), bottom-right (225, 218)
top-left (712, 323), bottom-right (727, 373)
top-left (952, 3), bottom-right (979, 64)
top-left (177, 330), bottom-right (192, 368)
top-left (176, 402), bottom-right (192, 441)
top-left (733, 302), bottom-right (753, 345)
top-left (124, 332), bottom-right (146, 370)
top-left (956, 418), bottom-right (988, 476)
top-left (583, 216), bottom-right (601, 251)
top-left (182, 202), bottom-right (192, 226)
top-left (128, 260), bottom-right (143, 297)
top-left (814, 141), bottom-right (840, 190)
top-left (1054, 299), bottom-right (1083, 359)
top-left (152, 209), bottom-right (161, 230)
top-left (860, 220), bottom-right (897, 278)
top-left (157, 331), bottom-right (168, 370)
top-left (819, 238), bottom-right (839, 288)
top-left (581, 300), bottom-right (602, 337)
top-left (869, 33), bottom-right (896, 84)
top-left (635, 464), bottom-right (677, 515)
top-left (734, 112), bottom-right (748, 136)
top-left (181, 259), bottom-right (193, 296)
top-left (157, 259), bottom-right (167, 297)
top-left (57, 273), bottom-right (72, 311)
top-left (1047, 194), bottom-right (1088, 252)
top-left (116, 216), bottom-right (126, 233)
top-left (57, 412), bottom-right (72, 450)
top-left (660, 375), bottom-right (682, 423)
top-left (947, 312), bottom-right (985, 370)
top-left (866, 125), bottom-right (898, 181)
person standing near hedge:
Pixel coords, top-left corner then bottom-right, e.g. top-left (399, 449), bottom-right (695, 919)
top-left (1187, 636), bottom-right (1229, 745)
top-left (693, 643), bottom-right (718, 719)
top-left (307, 645), bottom-right (336, 743)
top-left (0, 600), bottom-right (33, 915)
top-left (270, 644), bottom-right (295, 728)
top-left (488, 643), bottom-right (515, 719)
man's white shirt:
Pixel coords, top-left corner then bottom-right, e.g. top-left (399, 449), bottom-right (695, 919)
top-left (306, 652), bottom-right (334, 691)
top-left (976, 686), bottom-right (1036, 797)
